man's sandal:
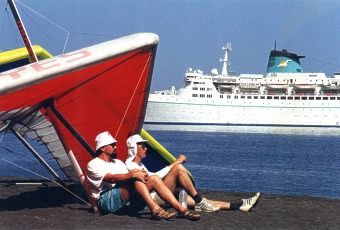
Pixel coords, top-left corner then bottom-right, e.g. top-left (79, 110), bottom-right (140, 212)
top-left (151, 208), bottom-right (177, 221)
top-left (179, 209), bottom-right (201, 221)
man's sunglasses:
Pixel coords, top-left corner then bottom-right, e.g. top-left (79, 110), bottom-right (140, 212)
top-left (137, 143), bottom-right (146, 149)
top-left (108, 143), bottom-right (116, 148)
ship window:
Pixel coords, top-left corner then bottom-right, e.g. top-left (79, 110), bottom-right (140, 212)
top-left (295, 97), bottom-right (300, 100)
top-left (241, 96), bottom-right (245, 99)
top-left (274, 96), bottom-right (279, 100)
top-left (207, 94), bottom-right (212, 98)
top-left (192, 94), bottom-right (198, 97)
top-left (207, 88), bottom-right (213, 91)
top-left (288, 97), bottom-right (293, 100)
top-left (260, 96), bottom-right (265, 99)
top-left (267, 96), bottom-right (272, 99)
top-left (281, 96), bottom-right (286, 100)
top-left (193, 87), bottom-right (198, 90)
top-left (247, 96), bottom-right (252, 99)
top-left (302, 97), bottom-right (307, 100)
top-left (316, 97), bottom-right (321, 100)
top-left (323, 97), bottom-right (328, 100)
top-left (200, 87), bottom-right (205, 91)
top-left (268, 57), bottom-right (275, 67)
top-left (330, 97), bottom-right (335, 100)
top-left (254, 96), bottom-right (258, 99)
top-left (337, 97), bottom-right (340, 100)
top-left (200, 94), bottom-right (205, 98)
top-left (227, 95), bottom-right (231, 99)
top-left (235, 96), bottom-right (238, 99)
top-left (220, 95), bottom-right (223, 98)
top-left (309, 97), bottom-right (314, 100)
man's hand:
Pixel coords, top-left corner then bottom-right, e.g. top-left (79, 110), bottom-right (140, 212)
top-left (130, 169), bottom-right (149, 183)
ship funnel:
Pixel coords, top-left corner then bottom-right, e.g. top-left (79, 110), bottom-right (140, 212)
top-left (266, 49), bottom-right (305, 74)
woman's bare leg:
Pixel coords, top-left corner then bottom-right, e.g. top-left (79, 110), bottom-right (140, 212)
top-left (162, 164), bottom-right (198, 197)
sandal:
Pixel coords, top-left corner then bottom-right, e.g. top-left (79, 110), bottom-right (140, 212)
top-left (179, 209), bottom-right (201, 221)
top-left (151, 208), bottom-right (176, 221)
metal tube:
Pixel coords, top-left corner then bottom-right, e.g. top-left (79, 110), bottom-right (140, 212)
top-left (7, 0), bottom-right (38, 62)
top-left (47, 101), bottom-right (96, 158)
top-left (8, 126), bottom-right (66, 186)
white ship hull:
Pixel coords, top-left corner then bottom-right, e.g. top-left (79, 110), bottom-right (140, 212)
top-left (145, 94), bottom-right (340, 127)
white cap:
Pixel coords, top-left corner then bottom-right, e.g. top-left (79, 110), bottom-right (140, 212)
top-left (125, 134), bottom-right (148, 165)
top-left (95, 131), bottom-right (117, 151)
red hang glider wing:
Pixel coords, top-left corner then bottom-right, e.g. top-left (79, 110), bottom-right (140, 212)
top-left (0, 33), bottom-right (159, 177)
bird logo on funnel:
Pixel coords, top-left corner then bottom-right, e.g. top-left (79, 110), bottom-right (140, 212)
top-left (277, 60), bottom-right (291, 68)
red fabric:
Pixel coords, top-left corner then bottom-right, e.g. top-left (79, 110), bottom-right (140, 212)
top-left (1, 48), bottom-right (155, 174)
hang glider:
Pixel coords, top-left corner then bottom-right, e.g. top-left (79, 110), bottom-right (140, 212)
top-left (0, 33), bottom-right (159, 181)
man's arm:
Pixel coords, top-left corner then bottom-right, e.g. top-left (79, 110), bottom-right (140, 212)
top-left (103, 169), bottom-right (149, 184)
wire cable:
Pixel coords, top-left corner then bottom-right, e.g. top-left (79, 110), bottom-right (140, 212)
top-left (2, 158), bottom-right (91, 206)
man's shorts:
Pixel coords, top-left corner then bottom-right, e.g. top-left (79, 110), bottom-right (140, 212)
top-left (97, 187), bottom-right (146, 215)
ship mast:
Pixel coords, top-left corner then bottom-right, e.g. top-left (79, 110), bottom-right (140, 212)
top-left (7, 0), bottom-right (38, 62)
top-left (221, 43), bottom-right (232, 77)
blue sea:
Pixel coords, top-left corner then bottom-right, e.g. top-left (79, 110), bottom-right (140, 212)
top-left (0, 125), bottom-right (339, 199)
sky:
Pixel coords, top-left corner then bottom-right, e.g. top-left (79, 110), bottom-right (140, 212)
top-left (1, 0), bottom-right (340, 91)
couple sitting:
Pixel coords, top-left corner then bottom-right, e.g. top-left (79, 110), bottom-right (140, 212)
top-left (86, 131), bottom-right (260, 221)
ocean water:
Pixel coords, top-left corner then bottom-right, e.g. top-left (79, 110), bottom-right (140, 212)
top-left (144, 125), bottom-right (340, 199)
top-left (0, 132), bottom-right (67, 180)
top-left (0, 126), bottom-right (339, 199)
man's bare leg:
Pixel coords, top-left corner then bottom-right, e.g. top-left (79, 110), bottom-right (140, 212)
top-left (134, 180), bottom-right (161, 213)
top-left (145, 175), bottom-right (187, 213)
top-left (119, 183), bottom-right (133, 203)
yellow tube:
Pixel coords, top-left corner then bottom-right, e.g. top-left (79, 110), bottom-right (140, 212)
top-left (0, 46), bottom-right (52, 64)
top-left (140, 128), bottom-right (195, 184)
top-left (140, 128), bottom-right (176, 164)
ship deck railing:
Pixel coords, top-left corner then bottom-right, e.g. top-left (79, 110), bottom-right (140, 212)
top-left (219, 93), bottom-right (340, 101)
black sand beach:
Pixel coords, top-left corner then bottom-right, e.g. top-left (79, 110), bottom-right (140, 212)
top-left (0, 178), bottom-right (339, 229)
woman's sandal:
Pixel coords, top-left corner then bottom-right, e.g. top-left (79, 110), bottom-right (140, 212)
top-left (151, 208), bottom-right (177, 221)
top-left (180, 209), bottom-right (201, 221)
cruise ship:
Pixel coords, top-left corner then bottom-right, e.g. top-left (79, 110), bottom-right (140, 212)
top-left (145, 44), bottom-right (340, 127)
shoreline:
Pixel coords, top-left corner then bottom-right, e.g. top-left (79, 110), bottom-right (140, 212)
top-left (0, 178), bottom-right (339, 229)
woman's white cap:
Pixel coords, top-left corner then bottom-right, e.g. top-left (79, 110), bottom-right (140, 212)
top-left (95, 131), bottom-right (117, 150)
top-left (125, 134), bottom-right (148, 165)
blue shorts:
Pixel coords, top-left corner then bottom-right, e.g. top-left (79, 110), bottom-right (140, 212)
top-left (97, 187), bottom-right (146, 215)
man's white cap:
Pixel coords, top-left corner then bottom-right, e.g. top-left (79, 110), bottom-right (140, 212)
top-left (95, 131), bottom-right (117, 151)
top-left (125, 134), bottom-right (148, 165)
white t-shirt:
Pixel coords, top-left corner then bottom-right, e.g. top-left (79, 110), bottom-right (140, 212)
top-left (87, 158), bottom-right (129, 200)
top-left (126, 161), bottom-right (170, 179)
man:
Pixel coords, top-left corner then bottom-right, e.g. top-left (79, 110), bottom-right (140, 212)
top-left (86, 131), bottom-right (200, 220)
top-left (125, 134), bottom-right (260, 212)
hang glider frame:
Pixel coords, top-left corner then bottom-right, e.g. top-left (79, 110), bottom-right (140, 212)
top-left (2, 97), bottom-right (96, 184)
top-left (6, 124), bottom-right (66, 186)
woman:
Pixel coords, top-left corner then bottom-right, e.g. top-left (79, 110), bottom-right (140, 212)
top-left (125, 134), bottom-right (260, 213)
